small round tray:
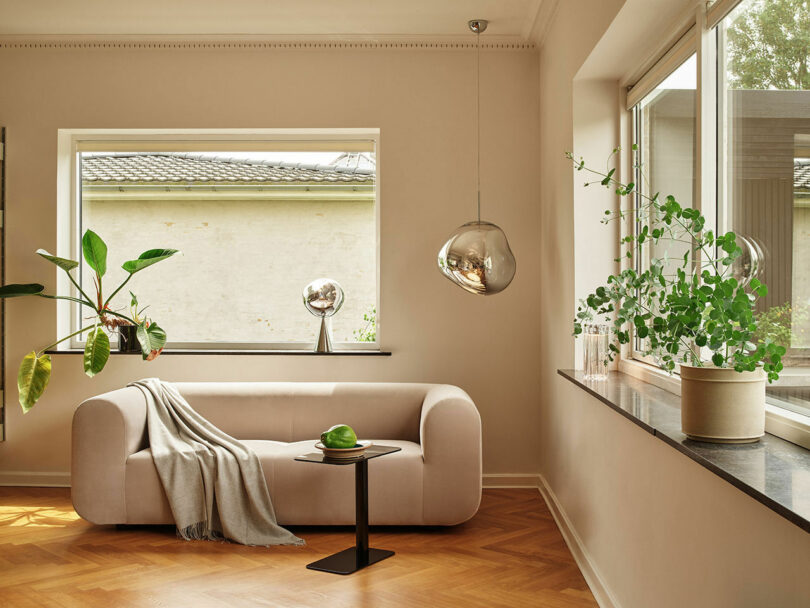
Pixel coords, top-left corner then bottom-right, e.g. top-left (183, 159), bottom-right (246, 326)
top-left (315, 440), bottom-right (372, 459)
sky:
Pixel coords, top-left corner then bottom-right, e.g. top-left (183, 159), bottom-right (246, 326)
top-left (658, 55), bottom-right (697, 90)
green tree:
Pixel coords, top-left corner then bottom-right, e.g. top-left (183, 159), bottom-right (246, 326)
top-left (727, 0), bottom-right (810, 90)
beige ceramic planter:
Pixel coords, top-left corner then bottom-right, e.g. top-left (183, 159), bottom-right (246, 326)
top-left (680, 365), bottom-right (766, 443)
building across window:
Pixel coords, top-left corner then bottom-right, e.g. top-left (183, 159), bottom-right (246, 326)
top-left (64, 134), bottom-right (379, 350)
top-left (718, 0), bottom-right (810, 417)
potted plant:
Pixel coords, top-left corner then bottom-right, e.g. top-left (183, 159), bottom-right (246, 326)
top-left (570, 149), bottom-right (784, 443)
top-left (0, 229), bottom-right (179, 412)
top-left (118, 292), bottom-right (150, 354)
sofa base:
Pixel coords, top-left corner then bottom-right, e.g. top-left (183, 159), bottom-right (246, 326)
top-left (123, 439), bottom-right (430, 526)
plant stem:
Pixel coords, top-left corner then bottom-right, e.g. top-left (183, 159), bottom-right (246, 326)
top-left (37, 324), bottom-right (97, 355)
top-left (573, 161), bottom-right (723, 276)
top-left (103, 274), bottom-right (132, 310)
top-left (66, 272), bottom-right (96, 309)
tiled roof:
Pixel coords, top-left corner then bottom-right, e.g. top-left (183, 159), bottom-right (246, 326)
top-left (797, 160), bottom-right (810, 191)
top-left (81, 153), bottom-right (375, 184)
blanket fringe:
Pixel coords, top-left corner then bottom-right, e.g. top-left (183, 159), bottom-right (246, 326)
top-left (176, 522), bottom-right (305, 547)
top-left (177, 521), bottom-right (221, 541)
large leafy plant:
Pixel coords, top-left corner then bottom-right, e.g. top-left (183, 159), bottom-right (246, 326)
top-left (0, 229), bottom-right (179, 412)
top-left (569, 149), bottom-right (784, 383)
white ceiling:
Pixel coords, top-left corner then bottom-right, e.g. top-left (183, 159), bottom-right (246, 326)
top-left (0, 0), bottom-right (547, 40)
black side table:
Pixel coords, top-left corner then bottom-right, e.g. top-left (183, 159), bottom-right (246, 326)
top-left (295, 444), bottom-right (401, 575)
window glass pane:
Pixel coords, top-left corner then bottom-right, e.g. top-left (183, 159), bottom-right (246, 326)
top-left (634, 54), bottom-right (697, 357)
top-left (79, 149), bottom-right (377, 346)
top-left (719, 0), bottom-right (810, 416)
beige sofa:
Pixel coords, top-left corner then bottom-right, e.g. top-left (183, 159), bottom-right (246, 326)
top-left (72, 382), bottom-right (482, 527)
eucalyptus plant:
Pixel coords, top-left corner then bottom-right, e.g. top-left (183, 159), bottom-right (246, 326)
top-left (0, 229), bottom-right (179, 412)
top-left (570, 149), bottom-right (784, 383)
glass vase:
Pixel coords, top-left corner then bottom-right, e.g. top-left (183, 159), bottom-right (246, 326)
top-left (582, 324), bottom-right (610, 380)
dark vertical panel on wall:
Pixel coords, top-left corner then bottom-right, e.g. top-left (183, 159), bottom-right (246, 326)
top-left (0, 127), bottom-right (5, 441)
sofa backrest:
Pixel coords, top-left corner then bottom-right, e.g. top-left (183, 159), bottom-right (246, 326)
top-left (173, 382), bottom-right (431, 443)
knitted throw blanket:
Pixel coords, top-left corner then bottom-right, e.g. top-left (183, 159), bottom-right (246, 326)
top-left (129, 378), bottom-right (304, 546)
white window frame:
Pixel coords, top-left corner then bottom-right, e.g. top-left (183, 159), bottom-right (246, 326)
top-left (629, 47), bottom-right (698, 366)
top-left (617, 1), bottom-right (810, 450)
top-left (56, 128), bottom-right (381, 351)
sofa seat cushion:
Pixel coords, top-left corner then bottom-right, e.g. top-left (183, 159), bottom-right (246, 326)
top-left (124, 439), bottom-right (424, 526)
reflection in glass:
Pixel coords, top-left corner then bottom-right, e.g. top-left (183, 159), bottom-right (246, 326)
top-left (719, 0), bottom-right (810, 417)
top-left (437, 221), bottom-right (516, 296)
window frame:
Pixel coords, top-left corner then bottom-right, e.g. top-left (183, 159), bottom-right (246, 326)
top-left (618, 0), bottom-right (810, 449)
top-left (628, 47), bottom-right (699, 365)
top-left (56, 128), bottom-right (382, 352)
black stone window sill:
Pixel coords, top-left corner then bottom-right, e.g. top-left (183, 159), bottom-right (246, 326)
top-left (558, 369), bottom-right (810, 533)
top-left (45, 349), bottom-right (392, 356)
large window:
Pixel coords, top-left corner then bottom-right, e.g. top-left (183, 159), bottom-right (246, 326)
top-left (717, 0), bottom-right (810, 418)
top-left (626, 0), bottom-right (810, 442)
top-left (59, 130), bottom-right (379, 350)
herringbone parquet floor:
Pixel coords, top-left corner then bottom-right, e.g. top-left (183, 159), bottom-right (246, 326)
top-left (0, 487), bottom-right (597, 608)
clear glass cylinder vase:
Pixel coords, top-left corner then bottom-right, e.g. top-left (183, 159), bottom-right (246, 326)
top-left (582, 324), bottom-right (610, 380)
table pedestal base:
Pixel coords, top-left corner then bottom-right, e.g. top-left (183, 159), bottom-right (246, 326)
top-left (306, 547), bottom-right (395, 575)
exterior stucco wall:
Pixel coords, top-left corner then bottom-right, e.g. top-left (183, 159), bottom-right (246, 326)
top-left (84, 196), bottom-right (376, 343)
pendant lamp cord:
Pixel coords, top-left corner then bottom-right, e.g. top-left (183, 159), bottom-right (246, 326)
top-left (476, 28), bottom-right (481, 224)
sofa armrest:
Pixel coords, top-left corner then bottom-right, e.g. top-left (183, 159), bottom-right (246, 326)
top-left (71, 386), bottom-right (148, 524)
top-left (419, 385), bottom-right (482, 524)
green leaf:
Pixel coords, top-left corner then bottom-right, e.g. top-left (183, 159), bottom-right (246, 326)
top-left (712, 353), bottom-right (725, 367)
top-left (0, 283), bottom-right (45, 298)
top-left (122, 249), bottom-right (180, 274)
top-left (83, 327), bottom-right (110, 377)
top-left (35, 249), bottom-right (79, 272)
top-left (17, 351), bottom-right (52, 413)
top-left (137, 321), bottom-right (167, 359)
top-left (36, 249), bottom-right (79, 271)
top-left (82, 230), bottom-right (108, 277)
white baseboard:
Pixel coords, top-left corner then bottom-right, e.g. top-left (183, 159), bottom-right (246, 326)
top-left (4, 471), bottom-right (540, 489)
top-left (0, 472), bottom-right (539, 489)
top-left (482, 473), bottom-right (542, 488)
top-left (537, 473), bottom-right (620, 608)
top-left (0, 471), bottom-right (71, 487)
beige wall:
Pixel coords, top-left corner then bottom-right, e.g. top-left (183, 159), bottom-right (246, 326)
top-left (0, 44), bottom-right (541, 479)
top-left (85, 196), bottom-right (376, 343)
top-left (540, 0), bottom-right (810, 606)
